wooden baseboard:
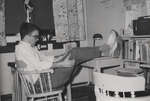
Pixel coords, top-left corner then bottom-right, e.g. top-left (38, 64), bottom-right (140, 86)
top-left (0, 94), bottom-right (12, 101)
top-left (71, 82), bottom-right (92, 88)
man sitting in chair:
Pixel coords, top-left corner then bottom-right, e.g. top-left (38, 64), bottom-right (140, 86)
top-left (15, 22), bottom-right (121, 91)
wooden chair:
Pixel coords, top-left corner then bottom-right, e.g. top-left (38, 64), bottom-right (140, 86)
top-left (8, 62), bottom-right (72, 101)
top-left (17, 69), bottom-right (63, 101)
top-left (93, 71), bottom-right (150, 101)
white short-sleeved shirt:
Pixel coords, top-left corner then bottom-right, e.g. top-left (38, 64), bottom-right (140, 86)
top-left (15, 41), bottom-right (54, 71)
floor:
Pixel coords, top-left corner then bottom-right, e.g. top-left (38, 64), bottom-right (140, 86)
top-left (0, 84), bottom-right (96, 101)
top-left (1, 84), bottom-right (150, 101)
top-left (72, 84), bottom-right (96, 101)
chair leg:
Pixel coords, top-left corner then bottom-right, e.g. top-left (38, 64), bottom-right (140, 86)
top-left (28, 98), bottom-right (34, 101)
top-left (66, 84), bottom-right (72, 101)
top-left (59, 93), bottom-right (63, 101)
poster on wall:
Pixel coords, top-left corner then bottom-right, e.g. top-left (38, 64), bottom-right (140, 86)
top-left (53, 0), bottom-right (86, 42)
top-left (0, 0), bottom-right (6, 46)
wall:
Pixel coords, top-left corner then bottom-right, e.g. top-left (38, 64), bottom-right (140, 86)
top-left (0, 53), bottom-right (15, 95)
top-left (86, 0), bottom-right (125, 45)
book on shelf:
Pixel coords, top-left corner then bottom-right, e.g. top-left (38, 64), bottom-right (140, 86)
top-left (122, 40), bottom-right (129, 59)
top-left (140, 43), bottom-right (150, 63)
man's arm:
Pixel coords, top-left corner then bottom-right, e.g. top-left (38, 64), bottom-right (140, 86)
top-left (52, 53), bottom-right (75, 68)
top-left (16, 46), bottom-right (54, 71)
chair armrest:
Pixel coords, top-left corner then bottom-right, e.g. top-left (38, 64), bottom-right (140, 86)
top-left (8, 62), bottom-right (17, 73)
top-left (21, 69), bottom-right (54, 74)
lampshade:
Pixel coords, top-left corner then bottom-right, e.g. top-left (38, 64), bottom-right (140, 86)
top-left (93, 33), bottom-right (103, 40)
top-left (93, 33), bottom-right (103, 47)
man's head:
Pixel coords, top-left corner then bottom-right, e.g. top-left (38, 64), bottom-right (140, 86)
top-left (19, 22), bottom-right (40, 46)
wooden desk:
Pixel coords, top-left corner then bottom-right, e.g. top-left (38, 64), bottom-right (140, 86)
top-left (81, 57), bottom-right (122, 82)
top-left (81, 57), bottom-right (121, 72)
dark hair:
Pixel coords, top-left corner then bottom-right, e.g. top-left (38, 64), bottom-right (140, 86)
top-left (19, 22), bottom-right (40, 40)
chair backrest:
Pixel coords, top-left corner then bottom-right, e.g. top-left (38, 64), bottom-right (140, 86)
top-left (18, 69), bottom-right (54, 96)
top-left (93, 72), bottom-right (145, 98)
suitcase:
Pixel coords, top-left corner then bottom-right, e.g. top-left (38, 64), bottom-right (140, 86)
top-left (133, 16), bottom-right (150, 35)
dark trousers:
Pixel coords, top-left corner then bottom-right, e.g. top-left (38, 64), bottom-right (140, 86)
top-left (51, 47), bottom-right (101, 89)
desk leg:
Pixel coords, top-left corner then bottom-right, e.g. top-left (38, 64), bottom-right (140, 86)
top-left (147, 70), bottom-right (150, 90)
top-left (66, 84), bottom-right (72, 101)
top-left (144, 69), bottom-right (148, 90)
top-left (143, 69), bottom-right (150, 91)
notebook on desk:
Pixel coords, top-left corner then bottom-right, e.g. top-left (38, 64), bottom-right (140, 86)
top-left (116, 68), bottom-right (143, 76)
top-left (81, 57), bottom-right (121, 72)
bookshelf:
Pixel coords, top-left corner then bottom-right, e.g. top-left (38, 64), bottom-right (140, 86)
top-left (123, 35), bottom-right (150, 39)
top-left (122, 35), bottom-right (150, 63)
top-left (122, 35), bottom-right (150, 91)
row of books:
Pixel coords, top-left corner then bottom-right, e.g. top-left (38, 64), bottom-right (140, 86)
top-left (123, 39), bottom-right (150, 64)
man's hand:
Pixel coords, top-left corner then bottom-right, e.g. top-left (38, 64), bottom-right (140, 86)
top-left (61, 53), bottom-right (75, 67)
top-left (52, 53), bottom-right (75, 67)
top-left (54, 52), bottom-right (68, 62)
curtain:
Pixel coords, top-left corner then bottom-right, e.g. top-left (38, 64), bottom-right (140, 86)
top-left (0, 0), bottom-right (6, 46)
top-left (53, 0), bottom-right (86, 42)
